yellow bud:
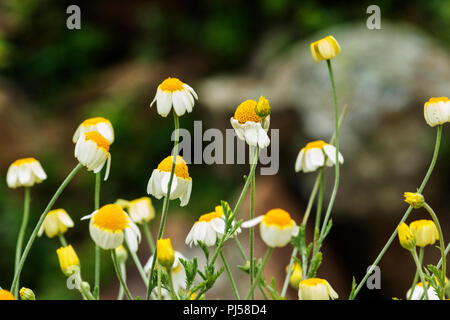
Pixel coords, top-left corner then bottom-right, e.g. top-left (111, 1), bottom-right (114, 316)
top-left (397, 222), bottom-right (416, 250)
top-left (115, 245), bottom-right (128, 264)
top-left (409, 220), bottom-right (439, 247)
top-left (19, 287), bottom-right (36, 300)
top-left (157, 238), bottom-right (175, 269)
top-left (56, 245), bottom-right (80, 276)
top-left (403, 192), bottom-right (425, 209)
top-left (286, 262), bottom-right (303, 289)
top-left (310, 36), bottom-right (341, 63)
top-left (255, 96), bottom-right (271, 118)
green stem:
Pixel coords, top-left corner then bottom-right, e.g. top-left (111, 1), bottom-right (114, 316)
top-left (157, 265), bottom-right (162, 300)
top-left (350, 125), bottom-right (442, 299)
top-left (220, 251), bottom-right (240, 300)
top-left (249, 146), bottom-right (258, 299)
top-left (423, 202), bottom-right (446, 299)
top-left (142, 223), bottom-right (156, 254)
top-left (124, 237), bottom-right (148, 286)
top-left (111, 250), bottom-right (133, 300)
top-left (167, 269), bottom-right (178, 300)
top-left (94, 172), bottom-right (101, 299)
top-left (58, 234), bottom-right (68, 247)
top-left (436, 242), bottom-right (450, 269)
top-left (246, 247), bottom-right (273, 299)
top-left (13, 186), bottom-right (30, 297)
top-left (10, 163), bottom-right (83, 296)
top-left (146, 112), bottom-right (180, 300)
top-left (408, 247), bottom-right (423, 300)
top-left (117, 263), bottom-right (126, 300)
top-left (410, 248), bottom-right (429, 300)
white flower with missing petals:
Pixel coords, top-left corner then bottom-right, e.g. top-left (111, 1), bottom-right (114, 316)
top-left (6, 158), bottom-right (47, 189)
top-left (295, 140), bottom-right (343, 173)
top-left (72, 117), bottom-right (114, 144)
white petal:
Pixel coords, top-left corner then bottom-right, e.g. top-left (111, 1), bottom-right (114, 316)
top-left (241, 216), bottom-right (264, 228)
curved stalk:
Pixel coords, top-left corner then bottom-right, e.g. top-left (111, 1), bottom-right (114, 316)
top-left (111, 250), bottom-right (133, 300)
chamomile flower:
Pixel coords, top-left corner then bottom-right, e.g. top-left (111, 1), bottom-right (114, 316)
top-left (424, 97), bottom-right (450, 127)
top-left (56, 245), bottom-right (80, 276)
top-left (0, 289), bottom-right (15, 300)
top-left (185, 203), bottom-right (241, 247)
top-left (74, 132), bottom-right (112, 180)
top-left (144, 251), bottom-right (187, 298)
top-left (147, 155), bottom-right (192, 207)
top-left (230, 99), bottom-right (270, 148)
top-left (406, 282), bottom-right (439, 300)
top-left (242, 208), bottom-right (299, 248)
top-left (72, 117), bottom-right (114, 144)
top-left (298, 278), bottom-right (338, 300)
top-left (409, 220), bottom-right (439, 248)
top-left (116, 197), bottom-right (155, 225)
top-left (150, 77), bottom-right (198, 117)
top-left (82, 204), bottom-right (141, 251)
top-left (295, 140), bottom-right (343, 173)
top-left (310, 36), bottom-right (341, 63)
top-left (38, 208), bottom-right (74, 238)
top-left (6, 157), bottom-right (47, 189)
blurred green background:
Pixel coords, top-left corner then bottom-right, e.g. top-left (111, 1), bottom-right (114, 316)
top-left (1, 0), bottom-right (450, 300)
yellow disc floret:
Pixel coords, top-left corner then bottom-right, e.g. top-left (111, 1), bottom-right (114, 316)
top-left (263, 208), bottom-right (294, 228)
top-left (160, 77), bottom-right (184, 92)
top-left (301, 278), bottom-right (327, 287)
top-left (425, 97), bottom-right (449, 107)
top-left (234, 100), bottom-right (261, 124)
top-left (82, 117), bottom-right (109, 126)
top-left (11, 157), bottom-right (38, 166)
top-left (0, 289), bottom-right (15, 300)
top-left (85, 131), bottom-right (110, 152)
top-left (198, 211), bottom-right (223, 223)
top-left (93, 204), bottom-right (128, 231)
top-left (157, 155), bottom-right (190, 179)
top-left (304, 140), bottom-right (327, 150)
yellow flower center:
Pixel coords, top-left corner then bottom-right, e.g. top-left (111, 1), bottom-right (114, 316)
top-left (93, 204), bottom-right (128, 231)
top-left (425, 97), bottom-right (449, 107)
top-left (304, 140), bottom-right (327, 150)
top-left (12, 157), bottom-right (38, 166)
top-left (82, 117), bottom-right (109, 126)
top-left (301, 278), bottom-right (327, 287)
top-left (263, 208), bottom-right (294, 227)
top-left (85, 131), bottom-right (110, 152)
top-left (234, 100), bottom-right (261, 124)
top-left (159, 77), bottom-right (184, 92)
top-left (198, 211), bottom-right (223, 223)
top-left (157, 155), bottom-right (190, 179)
top-left (0, 289), bottom-right (15, 300)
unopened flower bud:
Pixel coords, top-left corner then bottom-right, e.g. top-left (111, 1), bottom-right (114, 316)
top-left (403, 192), bottom-right (425, 209)
top-left (19, 287), bottom-right (36, 300)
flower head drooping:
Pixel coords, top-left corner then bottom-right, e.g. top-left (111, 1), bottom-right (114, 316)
top-left (73, 117), bottom-right (114, 144)
top-left (406, 282), bottom-right (439, 300)
top-left (74, 131), bottom-right (112, 181)
top-left (157, 238), bottom-right (175, 269)
top-left (397, 222), bottom-right (416, 250)
top-left (150, 77), bottom-right (198, 117)
top-left (6, 158), bottom-right (47, 189)
top-left (0, 289), bottom-right (15, 300)
top-left (19, 287), bottom-right (36, 300)
top-left (310, 36), bottom-right (341, 63)
top-left (424, 97), bottom-right (450, 127)
top-left (147, 155), bottom-right (192, 207)
top-left (286, 262), bottom-right (303, 289)
top-left (255, 96), bottom-right (271, 119)
top-left (298, 278), bottom-right (338, 300)
top-left (185, 202), bottom-right (241, 247)
top-left (295, 140), bottom-right (344, 173)
top-left (242, 208), bottom-right (299, 248)
top-left (403, 192), bottom-right (425, 209)
top-left (38, 208), bottom-right (74, 238)
top-left (82, 204), bottom-right (141, 250)
top-left (116, 197), bottom-right (155, 225)
top-left (56, 245), bottom-right (80, 276)
top-left (409, 220), bottom-right (439, 248)
top-left (230, 99), bottom-right (270, 148)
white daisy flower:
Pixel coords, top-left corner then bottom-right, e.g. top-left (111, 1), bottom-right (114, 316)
top-left (230, 99), bottom-right (270, 148)
top-left (424, 97), bottom-right (450, 127)
top-left (72, 117), bottom-right (114, 144)
top-left (6, 157), bottom-right (47, 189)
top-left (81, 204), bottom-right (141, 251)
top-left (185, 203), bottom-right (241, 247)
top-left (147, 155), bottom-right (192, 207)
top-left (116, 197), bottom-right (156, 225)
top-left (295, 140), bottom-right (343, 173)
top-left (406, 282), bottom-right (439, 300)
top-left (38, 208), bottom-right (74, 238)
top-left (150, 77), bottom-right (198, 117)
top-left (74, 131), bottom-right (112, 180)
top-left (298, 278), bottom-right (339, 300)
top-left (242, 208), bottom-right (299, 248)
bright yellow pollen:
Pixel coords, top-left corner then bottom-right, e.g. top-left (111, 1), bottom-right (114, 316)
top-left (82, 117), bottom-right (109, 126)
top-left (0, 289), bottom-right (15, 300)
top-left (157, 155), bottom-right (190, 179)
top-left (425, 97), bottom-right (449, 107)
top-left (93, 204), bottom-right (128, 231)
top-left (304, 140), bottom-right (327, 150)
top-left (263, 208), bottom-right (293, 227)
top-left (159, 77), bottom-right (184, 92)
top-left (85, 131), bottom-right (110, 151)
top-left (301, 278), bottom-right (327, 287)
top-left (234, 100), bottom-right (261, 124)
top-left (198, 211), bottom-right (223, 223)
top-left (12, 157), bottom-right (38, 166)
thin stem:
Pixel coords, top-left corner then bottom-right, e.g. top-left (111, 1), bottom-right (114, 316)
top-left (58, 234), bottom-right (68, 247)
top-left (249, 146), bottom-right (258, 299)
top-left (167, 269), bottom-right (178, 300)
top-left (94, 172), bottom-right (101, 299)
top-left (220, 251), bottom-right (240, 300)
top-left (408, 247), bottom-right (423, 300)
top-left (142, 223), bottom-right (156, 254)
top-left (146, 112), bottom-right (179, 300)
top-left (117, 263), bottom-right (126, 300)
top-left (157, 265), bottom-right (162, 300)
top-left (436, 242), bottom-right (450, 269)
top-left (411, 249), bottom-right (429, 299)
top-left (111, 250), bottom-right (133, 300)
top-left (124, 237), bottom-right (148, 286)
top-left (423, 202), bottom-right (446, 299)
top-left (13, 186), bottom-right (30, 297)
top-left (246, 247), bottom-right (273, 299)
top-left (10, 163), bottom-right (83, 295)
top-left (350, 125), bottom-right (442, 299)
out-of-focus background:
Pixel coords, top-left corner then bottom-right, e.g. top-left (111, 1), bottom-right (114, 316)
top-left (0, 0), bottom-right (449, 300)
